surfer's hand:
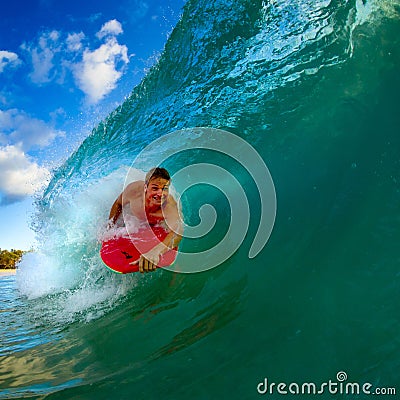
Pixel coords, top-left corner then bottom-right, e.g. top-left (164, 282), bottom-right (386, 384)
top-left (131, 248), bottom-right (161, 273)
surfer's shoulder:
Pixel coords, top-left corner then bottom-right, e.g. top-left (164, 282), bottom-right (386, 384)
top-left (123, 180), bottom-right (145, 196)
top-left (165, 194), bottom-right (180, 215)
top-left (167, 193), bottom-right (177, 206)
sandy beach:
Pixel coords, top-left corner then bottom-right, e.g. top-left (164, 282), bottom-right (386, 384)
top-left (0, 269), bottom-right (16, 276)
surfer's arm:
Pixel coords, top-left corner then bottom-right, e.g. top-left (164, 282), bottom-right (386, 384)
top-left (143, 230), bottom-right (181, 262)
top-left (108, 193), bottom-right (123, 225)
top-left (151, 201), bottom-right (183, 258)
top-left (164, 230), bottom-right (182, 249)
top-left (161, 221), bottom-right (183, 251)
top-left (132, 229), bottom-right (182, 273)
top-left (109, 181), bottom-right (144, 226)
top-left (161, 196), bottom-right (183, 251)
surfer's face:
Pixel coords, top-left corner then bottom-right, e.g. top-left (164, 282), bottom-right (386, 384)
top-left (144, 177), bottom-right (170, 208)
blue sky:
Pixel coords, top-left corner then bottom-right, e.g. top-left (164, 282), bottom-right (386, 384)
top-left (0, 0), bottom-right (186, 250)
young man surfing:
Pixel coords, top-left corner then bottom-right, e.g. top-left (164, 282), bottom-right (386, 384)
top-left (108, 167), bottom-right (183, 273)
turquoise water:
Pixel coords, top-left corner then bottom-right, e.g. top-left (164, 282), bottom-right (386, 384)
top-left (1, 0), bottom-right (400, 398)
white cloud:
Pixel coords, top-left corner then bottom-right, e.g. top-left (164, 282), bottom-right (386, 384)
top-left (0, 144), bottom-right (50, 200)
top-left (66, 32), bottom-right (85, 52)
top-left (0, 109), bottom-right (64, 204)
top-left (72, 37), bottom-right (129, 104)
top-left (0, 51), bottom-right (22, 73)
top-left (22, 30), bottom-right (61, 84)
top-left (21, 20), bottom-right (129, 103)
top-left (0, 109), bottom-right (65, 151)
top-left (97, 19), bottom-right (123, 39)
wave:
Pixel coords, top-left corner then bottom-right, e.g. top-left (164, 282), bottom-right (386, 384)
top-left (6, 0), bottom-right (400, 396)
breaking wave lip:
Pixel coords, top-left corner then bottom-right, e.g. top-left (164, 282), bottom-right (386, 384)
top-left (38, 0), bottom-right (384, 201)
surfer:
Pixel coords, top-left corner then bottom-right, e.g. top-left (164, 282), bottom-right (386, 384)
top-left (108, 167), bottom-right (182, 273)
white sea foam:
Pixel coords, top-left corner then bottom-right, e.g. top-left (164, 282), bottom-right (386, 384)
top-left (16, 166), bottom-right (147, 324)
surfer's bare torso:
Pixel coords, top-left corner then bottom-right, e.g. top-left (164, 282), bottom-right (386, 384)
top-left (108, 172), bottom-right (182, 273)
top-left (111, 179), bottom-right (179, 227)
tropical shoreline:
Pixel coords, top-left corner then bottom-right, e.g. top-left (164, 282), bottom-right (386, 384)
top-left (0, 269), bottom-right (16, 276)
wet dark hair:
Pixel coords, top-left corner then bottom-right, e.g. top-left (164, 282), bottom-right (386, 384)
top-left (145, 167), bottom-right (170, 184)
